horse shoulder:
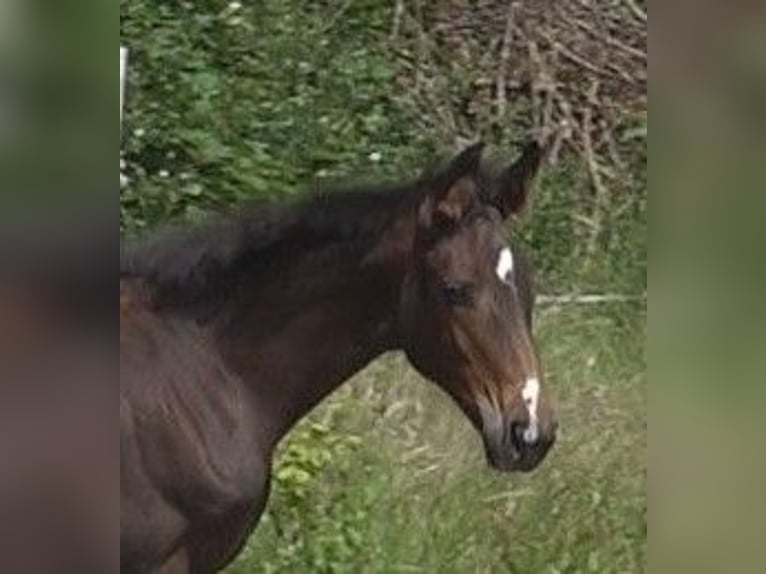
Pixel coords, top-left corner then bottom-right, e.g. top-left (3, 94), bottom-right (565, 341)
top-left (120, 287), bottom-right (267, 520)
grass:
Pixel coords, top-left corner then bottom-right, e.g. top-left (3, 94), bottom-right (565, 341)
top-left (225, 304), bottom-right (646, 574)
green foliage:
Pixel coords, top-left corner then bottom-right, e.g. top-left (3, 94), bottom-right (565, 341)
top-left (520, 152), bottom-right (647, 294)
top-left (120, 1), bottom-right (432, 231)
top-left (229, 418), bottom-right (373, 574)
top-left (273, 422), bottom-right (361, 505)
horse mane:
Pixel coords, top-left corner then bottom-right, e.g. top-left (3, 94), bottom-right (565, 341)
top-left (120, 182), bottom-right (420, 303)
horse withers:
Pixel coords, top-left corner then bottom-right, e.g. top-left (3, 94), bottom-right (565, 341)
top-left (120, 141), bottom-right (557, 573)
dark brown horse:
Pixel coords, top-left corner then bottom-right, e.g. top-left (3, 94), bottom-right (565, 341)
top-left (120, 142), bottom-right (557, 573)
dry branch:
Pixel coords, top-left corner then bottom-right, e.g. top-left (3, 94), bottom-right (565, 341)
top-left (390, 0), bottom-right (647, 263)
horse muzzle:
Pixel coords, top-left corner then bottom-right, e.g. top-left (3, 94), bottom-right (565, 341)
top-left (480, 408), bottom-right (557, 473)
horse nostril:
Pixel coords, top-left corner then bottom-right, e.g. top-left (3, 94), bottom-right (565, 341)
top-left (510, 419), bottom-right (542, 451)
top-left (510, 422), bottom-right (529, 449)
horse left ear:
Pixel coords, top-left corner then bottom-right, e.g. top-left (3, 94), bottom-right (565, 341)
top-left (418, 143), bottom-right (484, 230)
top-left (489, 141), bottom-right (546, 219)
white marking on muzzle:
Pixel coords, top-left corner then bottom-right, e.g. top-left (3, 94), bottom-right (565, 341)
top-left (521, 377), bottom-right (540, 444)
top-left (495, 247), bottom-right (514, 284)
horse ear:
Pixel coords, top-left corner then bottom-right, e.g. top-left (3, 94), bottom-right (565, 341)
top-left (419, 143), bottom-right (484, 229)
top-left (489, 141), bottom-right (545, 219)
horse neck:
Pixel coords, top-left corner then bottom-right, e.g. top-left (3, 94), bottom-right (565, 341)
top-left (212, 214), bottom-right (415, 449)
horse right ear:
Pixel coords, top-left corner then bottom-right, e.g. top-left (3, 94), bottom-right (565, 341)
top-left (418, 143), bottom-right (484, 230)
top-left (487, 141), bottom-right (545, 219)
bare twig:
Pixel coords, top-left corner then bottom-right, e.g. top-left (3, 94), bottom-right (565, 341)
top-left (622, 0), bottom-right (648, 23)
top-left (391, 0), bottom-right (646, 181)
top-left (581, 80), bottom-right (610, 265)
top-left (320, 0), bottom-right (356, 35)
top-left (527, 39), bottom-right (543, 137)
top-left (391, 0), bottom-right (405, 40)
top-left (537, 293), bottom-right (646, 306)
top-left (496, 4), bottom-right (516, 120)
top-left (551, 38), bottom-right (610, 79)
top-left (571, 17), bottom-right (647, 62)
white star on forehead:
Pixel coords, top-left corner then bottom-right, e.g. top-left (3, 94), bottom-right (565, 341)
top-left (495, 247), bottom-right (514, 283)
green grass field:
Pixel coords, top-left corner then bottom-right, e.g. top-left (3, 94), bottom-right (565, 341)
top-left (225, 304), bottom-right (646, 574)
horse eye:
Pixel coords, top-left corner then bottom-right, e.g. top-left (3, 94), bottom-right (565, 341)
top-left (441, 281), bottom-right (473, 307)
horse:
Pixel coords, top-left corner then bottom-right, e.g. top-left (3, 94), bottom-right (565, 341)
top-left (120, 141), bottom-right (558, 573)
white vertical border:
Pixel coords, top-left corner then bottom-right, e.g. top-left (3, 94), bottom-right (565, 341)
top-left (120, 47), bottom-right (128, 187)
top-left (120, 47), bottom-right (127, 131)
